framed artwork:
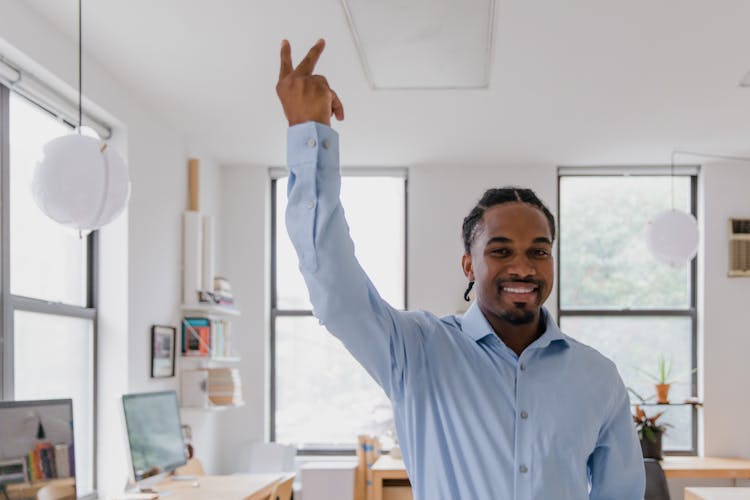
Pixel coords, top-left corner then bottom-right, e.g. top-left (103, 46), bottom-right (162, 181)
top-left (151, 325), bottom-right (176, 378)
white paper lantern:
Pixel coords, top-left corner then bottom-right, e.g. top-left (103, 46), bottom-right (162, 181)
top-left (32, 134), bottom-right (130, 232)
top-left (645, 209), bottom-right (699, 266)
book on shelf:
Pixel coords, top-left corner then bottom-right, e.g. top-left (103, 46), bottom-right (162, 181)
top-left (54, 444), bottom-right (72, 478)
top-left (207, 367), bottom-right (243, 406)
top-left (25, 442), bottom-right (73, 481)
top-left (181, 317), bottom-right (234, 358)
top-left (181, 367), bottom-right (243, 407)
top-left (182, 317), bottom-right (211, 356)
top-left (213, 276), bottom-right (232, 293)
top-left (197, 290), bottom-right (234, 306)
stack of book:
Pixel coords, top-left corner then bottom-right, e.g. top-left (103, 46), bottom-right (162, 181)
top-left (26, 442), bottom-right (74, 481)
top-left (207, 368), bottom-right (243, 406)
top-left (181, 318), bottom-right (233, 358)
top-left (211, 276), bottom-right (234, 306)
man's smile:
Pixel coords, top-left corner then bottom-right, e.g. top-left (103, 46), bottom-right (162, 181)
top-left (497, 281), bottom-right (541, 302)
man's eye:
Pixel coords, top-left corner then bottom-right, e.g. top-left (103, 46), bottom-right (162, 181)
top-left (532, 249), bottom-right (550, 257)
top-left (490, 248), bottom-right (511, 256)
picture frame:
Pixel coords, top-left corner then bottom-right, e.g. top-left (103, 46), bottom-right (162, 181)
top-left (151, 325), bottom-right (176, 378)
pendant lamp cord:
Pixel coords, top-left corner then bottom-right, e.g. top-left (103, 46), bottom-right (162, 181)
top-left (670, 150), bottom-right (676, 211)
top-left (78, 0), bottom-right (82, 134)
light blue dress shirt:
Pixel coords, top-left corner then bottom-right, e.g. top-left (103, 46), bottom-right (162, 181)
top-left (285, 122), bottom-right (645, 500)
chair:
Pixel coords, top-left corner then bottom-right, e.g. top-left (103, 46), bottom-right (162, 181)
top-left (36, 484), bottom-right (76, 500)
top-left (644, 458), bottom-right (671, 500)
top-left (238, 441), bottom-right (297, 473)
top-left (269, 473), bottom-right (295, 500)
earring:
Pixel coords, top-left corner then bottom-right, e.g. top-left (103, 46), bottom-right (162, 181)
top-left (463, 281), bottom-right (474, 302)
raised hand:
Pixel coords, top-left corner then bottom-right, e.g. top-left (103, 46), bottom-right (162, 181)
top-left (276, 39), bottom-right (345, 127)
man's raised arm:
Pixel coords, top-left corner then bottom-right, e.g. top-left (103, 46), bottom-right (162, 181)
top-left (275, 40), bottom-right (420, 401)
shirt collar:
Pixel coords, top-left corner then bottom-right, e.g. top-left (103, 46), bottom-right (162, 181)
top-left (461, 302), bottom-right (569, 349)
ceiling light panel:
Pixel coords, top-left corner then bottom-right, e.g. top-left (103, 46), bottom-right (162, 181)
top-left (342, 0), bottom-right (495, 89)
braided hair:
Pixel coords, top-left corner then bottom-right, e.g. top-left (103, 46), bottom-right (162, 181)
top-left (462, 187), bottom-right (556, 254)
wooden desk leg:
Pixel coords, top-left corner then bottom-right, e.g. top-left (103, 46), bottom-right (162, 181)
top-left (371, 473), bottom-right (382, 500)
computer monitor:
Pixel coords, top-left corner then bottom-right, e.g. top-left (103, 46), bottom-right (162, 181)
top-left (121, 390), bottom-right (187, 482)
top-left (0, 399), bottom-right (76, 496)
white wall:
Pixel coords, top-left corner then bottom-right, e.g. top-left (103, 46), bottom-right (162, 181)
top-left (0, 1), bottom-right (224, 496)
top-left (701, 162), bottom-right (750, 456)
top-left (666, 162), bottom-right (750, 499)
top-left (215, 165), bottom-right (271, 473)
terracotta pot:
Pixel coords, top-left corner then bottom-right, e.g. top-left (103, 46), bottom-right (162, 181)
top-left (656, 383), bottom-right (671, 404)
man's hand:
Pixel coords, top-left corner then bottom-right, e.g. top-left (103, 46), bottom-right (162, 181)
top-left (276, 39), bottom-right (345, 127)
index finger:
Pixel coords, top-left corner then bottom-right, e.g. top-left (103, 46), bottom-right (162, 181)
top-left (295, 39), bottom-right (325, 76)
top-left (279, 39), bottom-right (293, 80)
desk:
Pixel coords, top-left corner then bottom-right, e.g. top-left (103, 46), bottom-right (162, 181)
top-left (662, 457), bottom-right (750, 479)
top-left (370, 456), bottom-right (411, 500)
top-left (152, 474), bottom-right (285, 500)
top-left (685, 487), bottom-right (750, 500)
top-left (6, 477), bottom-right (76, 500)
top-left (368, 456), bottom-right (750, 500)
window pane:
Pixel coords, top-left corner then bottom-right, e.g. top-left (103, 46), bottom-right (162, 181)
top-left (560, 315), bottom-right (693, 451)
top-left (10, 93), bottom-right (88, 306)
top-left (275, 176), bottom-right (405, 310)
top-left (275, 316), bottom-right (392, 447)
top-left (559, 176), bottom-right (691, 309)
top-left (14, 311), bottom-right (95, 495)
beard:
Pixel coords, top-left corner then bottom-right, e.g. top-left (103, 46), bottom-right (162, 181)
top-left (499, 308), bottom-right (536, 325)
top-left (498, 301), bottom-right (536, 325)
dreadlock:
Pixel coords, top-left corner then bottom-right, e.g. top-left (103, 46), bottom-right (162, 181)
top-left (461, 187), bottom-right (556, 254)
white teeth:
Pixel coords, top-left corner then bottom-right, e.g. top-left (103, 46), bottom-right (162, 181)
top-left (503, 287), bottom-right (535, 293)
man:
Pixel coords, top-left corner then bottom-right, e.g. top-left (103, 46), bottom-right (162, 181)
top-left (276, 39), bottom-right (645, 500)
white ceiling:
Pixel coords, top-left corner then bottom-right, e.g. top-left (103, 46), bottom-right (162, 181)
top-left (20, 0), bottom-right (750, 168)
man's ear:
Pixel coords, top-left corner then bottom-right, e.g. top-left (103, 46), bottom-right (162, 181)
top-left (461, 253), bottom-right (475, 281)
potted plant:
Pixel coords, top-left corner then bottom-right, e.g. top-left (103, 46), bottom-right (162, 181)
top-left (633, 405), bottom-right (672, 459)
top-left (639, 355), bottom-right (696, 404)
top-left (653, 355), bottom-right (672, 403)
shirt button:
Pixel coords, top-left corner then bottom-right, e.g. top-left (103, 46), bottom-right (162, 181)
top-left (520, 411), bottom-right (528, 419)
top-left (322, 139), bottom-right (330, 149)
top-left (307, 138), bottom-right (317, 148)
top-left (519, 465), bottom-right (528, 474)
top-left (519, 363), bottom-right (526, 371)
top-left (306, 201), bottom-right (315, 210)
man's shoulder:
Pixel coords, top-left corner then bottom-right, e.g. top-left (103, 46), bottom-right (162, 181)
top-left (562, 334), bottom-right (620, 376)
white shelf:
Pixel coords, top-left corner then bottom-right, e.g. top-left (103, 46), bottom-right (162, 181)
top-left (181, 303), bottom-right (240, 317)
top-left (180, 355), bottom-right (241, 366)
top-left (182, 401), bottom-right (246, 411)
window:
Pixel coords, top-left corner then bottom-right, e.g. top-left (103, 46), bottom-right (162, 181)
top-left (1, 86), bottom-right (97, 495)
top-left (558, 170), bottom-right (698, 454)
top-left (271, 172), bottom-right (406, 452)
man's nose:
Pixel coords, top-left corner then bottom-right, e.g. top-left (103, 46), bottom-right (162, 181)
top-left (507, 253), bottom-right (536, 278)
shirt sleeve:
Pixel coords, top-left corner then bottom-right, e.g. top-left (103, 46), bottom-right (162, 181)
top-left (285, 121), bottom-right (417, 401)
top-left (587, 376), bottom-right (646, 500)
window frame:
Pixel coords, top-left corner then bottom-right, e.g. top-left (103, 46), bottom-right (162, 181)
top-left (0, 84), bottom-right (99, 493)
top-left (556, 167), bottom-right (699, 456)
top-left (269, 168), bottom-right (408, 455)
